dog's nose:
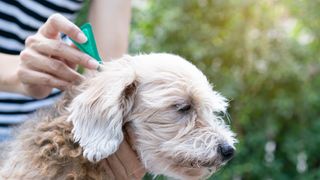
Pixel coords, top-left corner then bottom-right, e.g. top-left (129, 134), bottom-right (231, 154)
top-left (217, 143), bottom-right (235, 161)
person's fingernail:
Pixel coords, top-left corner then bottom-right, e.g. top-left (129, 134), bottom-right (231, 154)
top-left (77, 32), bottom-right (87, 43)
top-left (87, 59), bottom-right (100, 69)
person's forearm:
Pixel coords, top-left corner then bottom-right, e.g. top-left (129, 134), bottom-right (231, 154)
top-left (88, 0), bottom-right (131, 61)
top-left (0, 53), bottom-right (23, 93)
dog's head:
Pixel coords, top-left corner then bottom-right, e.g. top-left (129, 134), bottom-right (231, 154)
top-left (67, 53), bottom-right (237, 179)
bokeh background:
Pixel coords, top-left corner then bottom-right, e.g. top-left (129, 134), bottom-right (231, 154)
top-left (79, 0), bottom-right (320, 179)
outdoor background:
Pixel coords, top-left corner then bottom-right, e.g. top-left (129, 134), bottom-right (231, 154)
top-left (79, 0), bottom-right (320, 179)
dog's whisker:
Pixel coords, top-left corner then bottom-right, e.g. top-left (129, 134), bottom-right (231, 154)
top-left (225, 112), bottom-right (232, 124)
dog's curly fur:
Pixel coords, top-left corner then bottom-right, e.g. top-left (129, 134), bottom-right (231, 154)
top-left (0, 53), bottom-right (236, 180)
top-left (0, 92), bottom-right (112, 180)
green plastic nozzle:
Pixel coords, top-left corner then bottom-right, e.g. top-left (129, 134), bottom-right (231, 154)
top-left (70, 23), bottom-right (103, 64)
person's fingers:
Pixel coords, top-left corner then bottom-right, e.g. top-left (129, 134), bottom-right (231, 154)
top-left (22, 84), bottom-right (52, 99)
top-left (116, 141), bottom-right (145, 179)
top-left (129, 166), bottom-right (146, 180)
top-left (66, 43), bottom-right (80, 69)
top-left (70, 43), bottom-right (78, 49)
top-left (18, 68), bottom-right (71, 89)
top-left (39, 13), bottom-right (87, 43)
top-left (124, 125), bottom-right (137, 148)
top-left (107, 154), bottom-right (128, 180)
top-left (122, 125), bottom-right (146, 179)
top-left (64, 59), bottom-right (77, 70)
top-left (50, 57), bottom-right (77, 70)
top-left (100, 160), bottom-right (116, 180)
top-left (20, 49), bottom-right (84, 84)
top-left (115, 140), bottom-right (146, 180)
top-left (31, 39), bottom-right (100, 70)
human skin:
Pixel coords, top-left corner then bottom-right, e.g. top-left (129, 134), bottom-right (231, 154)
top-left (0, 0), bottom-right (145, 179)
top-left (0, 0), bottom-right (132, 98)
top-left (0, 14), bottom-right (97, 98)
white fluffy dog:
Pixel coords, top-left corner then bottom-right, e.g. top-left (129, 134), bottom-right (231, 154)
top-left (0, 53), bottom-right (236, 180)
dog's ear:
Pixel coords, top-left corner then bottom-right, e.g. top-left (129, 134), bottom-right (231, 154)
top-left (67, 56), bottom-right (137, 162)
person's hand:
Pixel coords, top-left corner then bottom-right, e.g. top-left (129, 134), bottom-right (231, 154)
top-left (102, 126), bottom-right (146, 180)
top-left (17, 13), bottom-right (100, 99)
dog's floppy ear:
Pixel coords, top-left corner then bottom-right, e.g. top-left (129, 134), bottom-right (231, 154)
top-left (67, 56), bottom-right (137, 162)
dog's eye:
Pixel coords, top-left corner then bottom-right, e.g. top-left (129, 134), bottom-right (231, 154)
top-left (176, 103), bottom-right (191, 113)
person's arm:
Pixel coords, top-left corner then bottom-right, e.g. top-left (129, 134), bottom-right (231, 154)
top-left (88, 0), bottom-right (131, 61)
top-left (0, 53), bottom-right (23, 93)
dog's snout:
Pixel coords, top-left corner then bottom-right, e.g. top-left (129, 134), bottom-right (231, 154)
top-left (218, 143), bottom-right (235, 161)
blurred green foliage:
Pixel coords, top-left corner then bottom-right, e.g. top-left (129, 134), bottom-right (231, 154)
top-left (129, 0), bottom-right (320, 179)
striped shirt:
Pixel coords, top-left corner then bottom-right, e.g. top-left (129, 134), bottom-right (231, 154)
top-left (0, 0), bottom-right (83, 141)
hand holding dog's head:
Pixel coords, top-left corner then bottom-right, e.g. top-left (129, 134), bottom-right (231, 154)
top-left (68, 53), bottom-right (237, 179)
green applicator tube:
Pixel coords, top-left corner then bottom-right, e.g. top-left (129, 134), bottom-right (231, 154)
top-left (70, 23), bottom-right (103, 66)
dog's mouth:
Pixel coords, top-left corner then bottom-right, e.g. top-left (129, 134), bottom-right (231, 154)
top-left (168, 157), bottom-right (227, 179)
top-left (173, 156), bottom-right (226, 170)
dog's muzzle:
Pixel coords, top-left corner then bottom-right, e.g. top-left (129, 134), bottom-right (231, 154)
top-left (199, 143), bottom-right (234, 168)
top-left (217, 143), bottom-right (235, 161)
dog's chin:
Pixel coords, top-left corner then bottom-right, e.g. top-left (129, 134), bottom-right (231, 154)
top-left (168, 164), bottom-right (217, 180)
top-left (167, 158), bottom-right (226, 180)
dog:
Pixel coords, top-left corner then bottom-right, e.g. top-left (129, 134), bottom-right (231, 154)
top-left (0, 53), bottom-right (236, 179)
